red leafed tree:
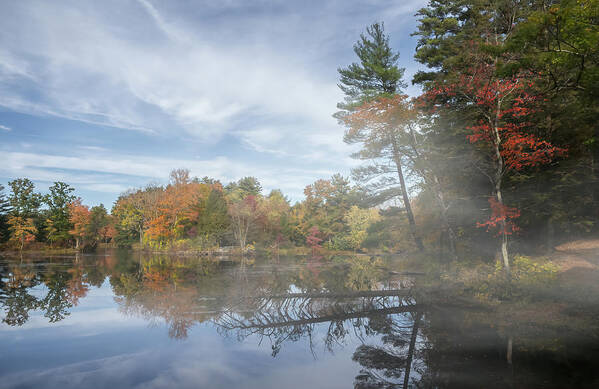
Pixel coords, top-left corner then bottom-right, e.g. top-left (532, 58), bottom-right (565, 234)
top-left (68, 199), bottom-right (91, 250)
top-left (306, 226), bottom-right (323, 257)
top-left (423, 66), bottom-right (566, 275)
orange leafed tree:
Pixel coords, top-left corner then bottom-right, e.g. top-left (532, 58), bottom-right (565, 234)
top-left (145, 179), bottom-right (206, 245)
top-left (341, 95), bottom-right (425, 251)
top-left (7, 215), bottom-right (37, 251)
top-left (68, 199), bottom-right (91, 249)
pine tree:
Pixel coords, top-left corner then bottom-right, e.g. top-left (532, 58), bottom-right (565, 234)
top-left (336, 22), bottom-right (424, 251)
top-left (0, 184), bottom-right (11, 242)
top-left (336, 22), bottom-right (406, 111)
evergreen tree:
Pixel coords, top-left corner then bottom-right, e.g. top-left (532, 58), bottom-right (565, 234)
top-left (336, 22), bottom-right (424, 251)
top-left (337, 22), bottom-right (406, 110)
top-left (0, 184), bottom-right (11, 242)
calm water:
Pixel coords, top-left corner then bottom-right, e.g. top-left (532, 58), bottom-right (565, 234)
top-left (1, 251), bottom-right (598, 389)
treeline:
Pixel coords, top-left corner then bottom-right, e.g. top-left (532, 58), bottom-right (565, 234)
top-left (0, 180), bottom-right (113, 251)
top-left (0, 171), bottom-right (398, 253)
top-left (103, 169), bottom-right (391, 251)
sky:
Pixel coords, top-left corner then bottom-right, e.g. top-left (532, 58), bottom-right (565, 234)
top-left (0, 0), bottom-right (425, 207)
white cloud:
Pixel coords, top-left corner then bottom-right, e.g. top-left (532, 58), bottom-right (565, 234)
top-left (0, 151), bottom-right (339, 201)
top-left (0, 0), bottom-right (343, 143)
top-left (0, 124), bottom-right (11, 131)
top-left (0, 0), bottom-right (423, 203)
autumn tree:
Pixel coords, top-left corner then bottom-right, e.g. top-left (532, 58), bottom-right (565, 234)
top-left (169, 168), bottom-right (191, 187)
top-left (259, 189), bottom-right (291, 252)
top-left (7, 215), bottom-right (37, 251)
top-left (424, 67), bottom-right (566, 275)
top-left (112, 184), bottom-right (162, 246)
top-left (145, 171), bottom-right (203, 245)
top-left (68, 199), bottom-right (91, 250)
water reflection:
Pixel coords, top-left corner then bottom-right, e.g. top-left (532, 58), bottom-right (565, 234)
top-left (1, 251), bottom-right (598, 388)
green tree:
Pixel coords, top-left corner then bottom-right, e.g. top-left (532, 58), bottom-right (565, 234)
top-left (44, 182), bottom-right (76, 245)
top-left (301, 174), bottom-right (357, 244)
top-left (8, 178), bottom-right (42, 218)
top-left (194, 188), bottom-right (231, 245)
top-left (337, 22), bottom-right (406, 109)
top-left (344, 206), bottom-right (381, 251)
top-left (260, 189), bottom-right (291, 250)
top-left (88, 204), bottom-right (110, 245)
top-left (0, 184), bottom-right (10, 243)
top-left (503, 0), bottom-right (599, 238)
top-left (226, 177), bottom-right (262, 199)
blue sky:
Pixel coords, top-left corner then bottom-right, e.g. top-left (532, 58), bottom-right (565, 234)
top-left (0, 0), bottom-right (425, 207)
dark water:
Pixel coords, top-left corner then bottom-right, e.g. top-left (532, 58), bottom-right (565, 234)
top-left (1, 251), bottom-right (598, 389)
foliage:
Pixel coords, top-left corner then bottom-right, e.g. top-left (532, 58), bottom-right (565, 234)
top-left (306, 226), bottom-right (323, 256)
top-left (7, 215), bottom-right (37, 251)
top-left (343, 206), bottom-right (381, 251)
top-left (337, 24), bottom-right (425, 251)
top-left (473, 256), bottom-right (560, 301)
top-left (44, 182), bottom-right (76, 245)
top-left (68, 199), bottom-right (91, 249)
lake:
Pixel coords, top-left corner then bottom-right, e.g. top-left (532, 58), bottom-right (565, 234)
top-left (1, 250), bottom-right (598, 388)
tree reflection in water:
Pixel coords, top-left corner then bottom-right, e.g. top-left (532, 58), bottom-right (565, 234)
top-left (1, 252), bottom-right (599, 388)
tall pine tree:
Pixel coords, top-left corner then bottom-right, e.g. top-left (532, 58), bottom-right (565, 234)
top-left (336, 22), bottom-right (424, 251)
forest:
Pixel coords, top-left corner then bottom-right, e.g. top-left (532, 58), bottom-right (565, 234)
top-left (1, 0), bottom-right (598, 279)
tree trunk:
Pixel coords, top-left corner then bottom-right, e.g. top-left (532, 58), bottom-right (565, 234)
top-left (139, 225), bottom-right (143, 247)
top-left (391, 139), bottom-right (424, 251)
top-left (493, 106), bottom-right (510, 278)
top-left (496, 187), bottom-right (511, 278)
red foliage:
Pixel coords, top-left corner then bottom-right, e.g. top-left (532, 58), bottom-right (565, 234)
top-left (421, 68), bottom-right (567, 172)
top-left (477, 197), bottom-right (521, 236)
top-left (419, 66), bottom-right (567, 238)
